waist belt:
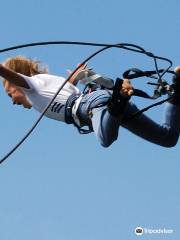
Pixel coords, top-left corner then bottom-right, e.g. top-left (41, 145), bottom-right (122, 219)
top-left (65, 93), bottom-right (81, 124)
top-left (65, 93), bottom-right (93, 134)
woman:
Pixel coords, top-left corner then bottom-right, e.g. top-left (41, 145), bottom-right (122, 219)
top-left (0, 56), bottom-right (180, 147)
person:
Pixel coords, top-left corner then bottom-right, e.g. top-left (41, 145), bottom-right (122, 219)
top-left (0, 56), bottom-right (180, 148)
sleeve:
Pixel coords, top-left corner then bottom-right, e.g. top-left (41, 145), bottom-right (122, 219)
top-left (18, 74), bottom-right (49, 92)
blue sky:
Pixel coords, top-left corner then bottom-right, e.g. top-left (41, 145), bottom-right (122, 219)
top-left (0, 0), bottom-right (180, 239)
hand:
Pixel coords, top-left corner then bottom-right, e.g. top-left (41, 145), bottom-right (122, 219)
top-left (120, 79), bottom-right (134, 97)
top-left (67, 63), bottom-right (87, 84)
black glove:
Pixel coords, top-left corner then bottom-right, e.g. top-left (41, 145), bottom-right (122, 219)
top-left (108, 78), bottom-right (130, 116)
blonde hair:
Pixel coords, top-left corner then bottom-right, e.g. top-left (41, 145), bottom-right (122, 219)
top-left (3, 55), bottom-right (48, 85)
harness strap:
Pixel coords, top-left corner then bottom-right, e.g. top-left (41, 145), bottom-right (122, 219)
top-left (72, 94), bottom-right (84, 126)
top-left (123, 68), bottom-right (175, 99)
top-left (168, 74), bottom-right (180, 105)
top-left (65, 93), bottom-right (81, 124)
top-left (108, 78), bottom-right (130, 117)
top-left (65, 93), bottom-right (93, 134)
top-left (123, 68), bottom-right (165, 79)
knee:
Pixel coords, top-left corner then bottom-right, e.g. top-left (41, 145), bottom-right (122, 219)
top-left (100, 140), bottom-right (114, 148)
top-left (162, 136), bottom-right (179, 147)
top-left (158, 130), bottom-right (179, 147)
top-left (100, 141), bottom-right (113, 148)
top-left (98, 133), bottom-right (118, 148)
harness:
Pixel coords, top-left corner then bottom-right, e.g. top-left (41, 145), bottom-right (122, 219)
top-left (65, 66), bottom-right (177, 132)
top-left (123, 68), bottom-right (175, 99)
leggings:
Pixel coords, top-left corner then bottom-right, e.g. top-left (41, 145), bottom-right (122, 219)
top-left (78, 90), bottom-right (180, 147)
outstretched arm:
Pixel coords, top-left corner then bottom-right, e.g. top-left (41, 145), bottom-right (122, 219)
top-left (0, 64), bottom-right (30, 89)
top-left (67, 63), bottom-right (87, 85)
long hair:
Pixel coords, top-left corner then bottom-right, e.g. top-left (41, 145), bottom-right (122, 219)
top-left (3, 55), bottom-right (48, 77)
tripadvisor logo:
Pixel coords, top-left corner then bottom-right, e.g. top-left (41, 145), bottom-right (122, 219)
top-left (134, 226), bottom-right (174, 236)
top-left (135, 227), bottom-right (144, 236)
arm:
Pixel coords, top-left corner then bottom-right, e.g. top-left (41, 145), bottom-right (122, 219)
top-left (0, 64), bottom-right (30, 89)
top-left (68, 66), bottom-right (114, 89)
top-left (68, 74), bottom-right (79, 86)
top-left (67, 63), bottom-right (87, 86)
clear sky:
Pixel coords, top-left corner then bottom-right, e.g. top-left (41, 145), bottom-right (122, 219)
top-left (0, 0), bottom-right (180, 239)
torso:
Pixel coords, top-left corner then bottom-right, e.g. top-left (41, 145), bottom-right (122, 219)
top-left (20, 73), bottom-right (81, 122)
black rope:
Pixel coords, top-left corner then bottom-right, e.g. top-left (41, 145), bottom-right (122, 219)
top-left (0, 41), bottom-right (174, 165)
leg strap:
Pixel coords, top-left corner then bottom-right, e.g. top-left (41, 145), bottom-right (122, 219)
top-left (108, 78), bottom-right (130, 116)
top-left (169, 73), bottom-right (180, 106)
